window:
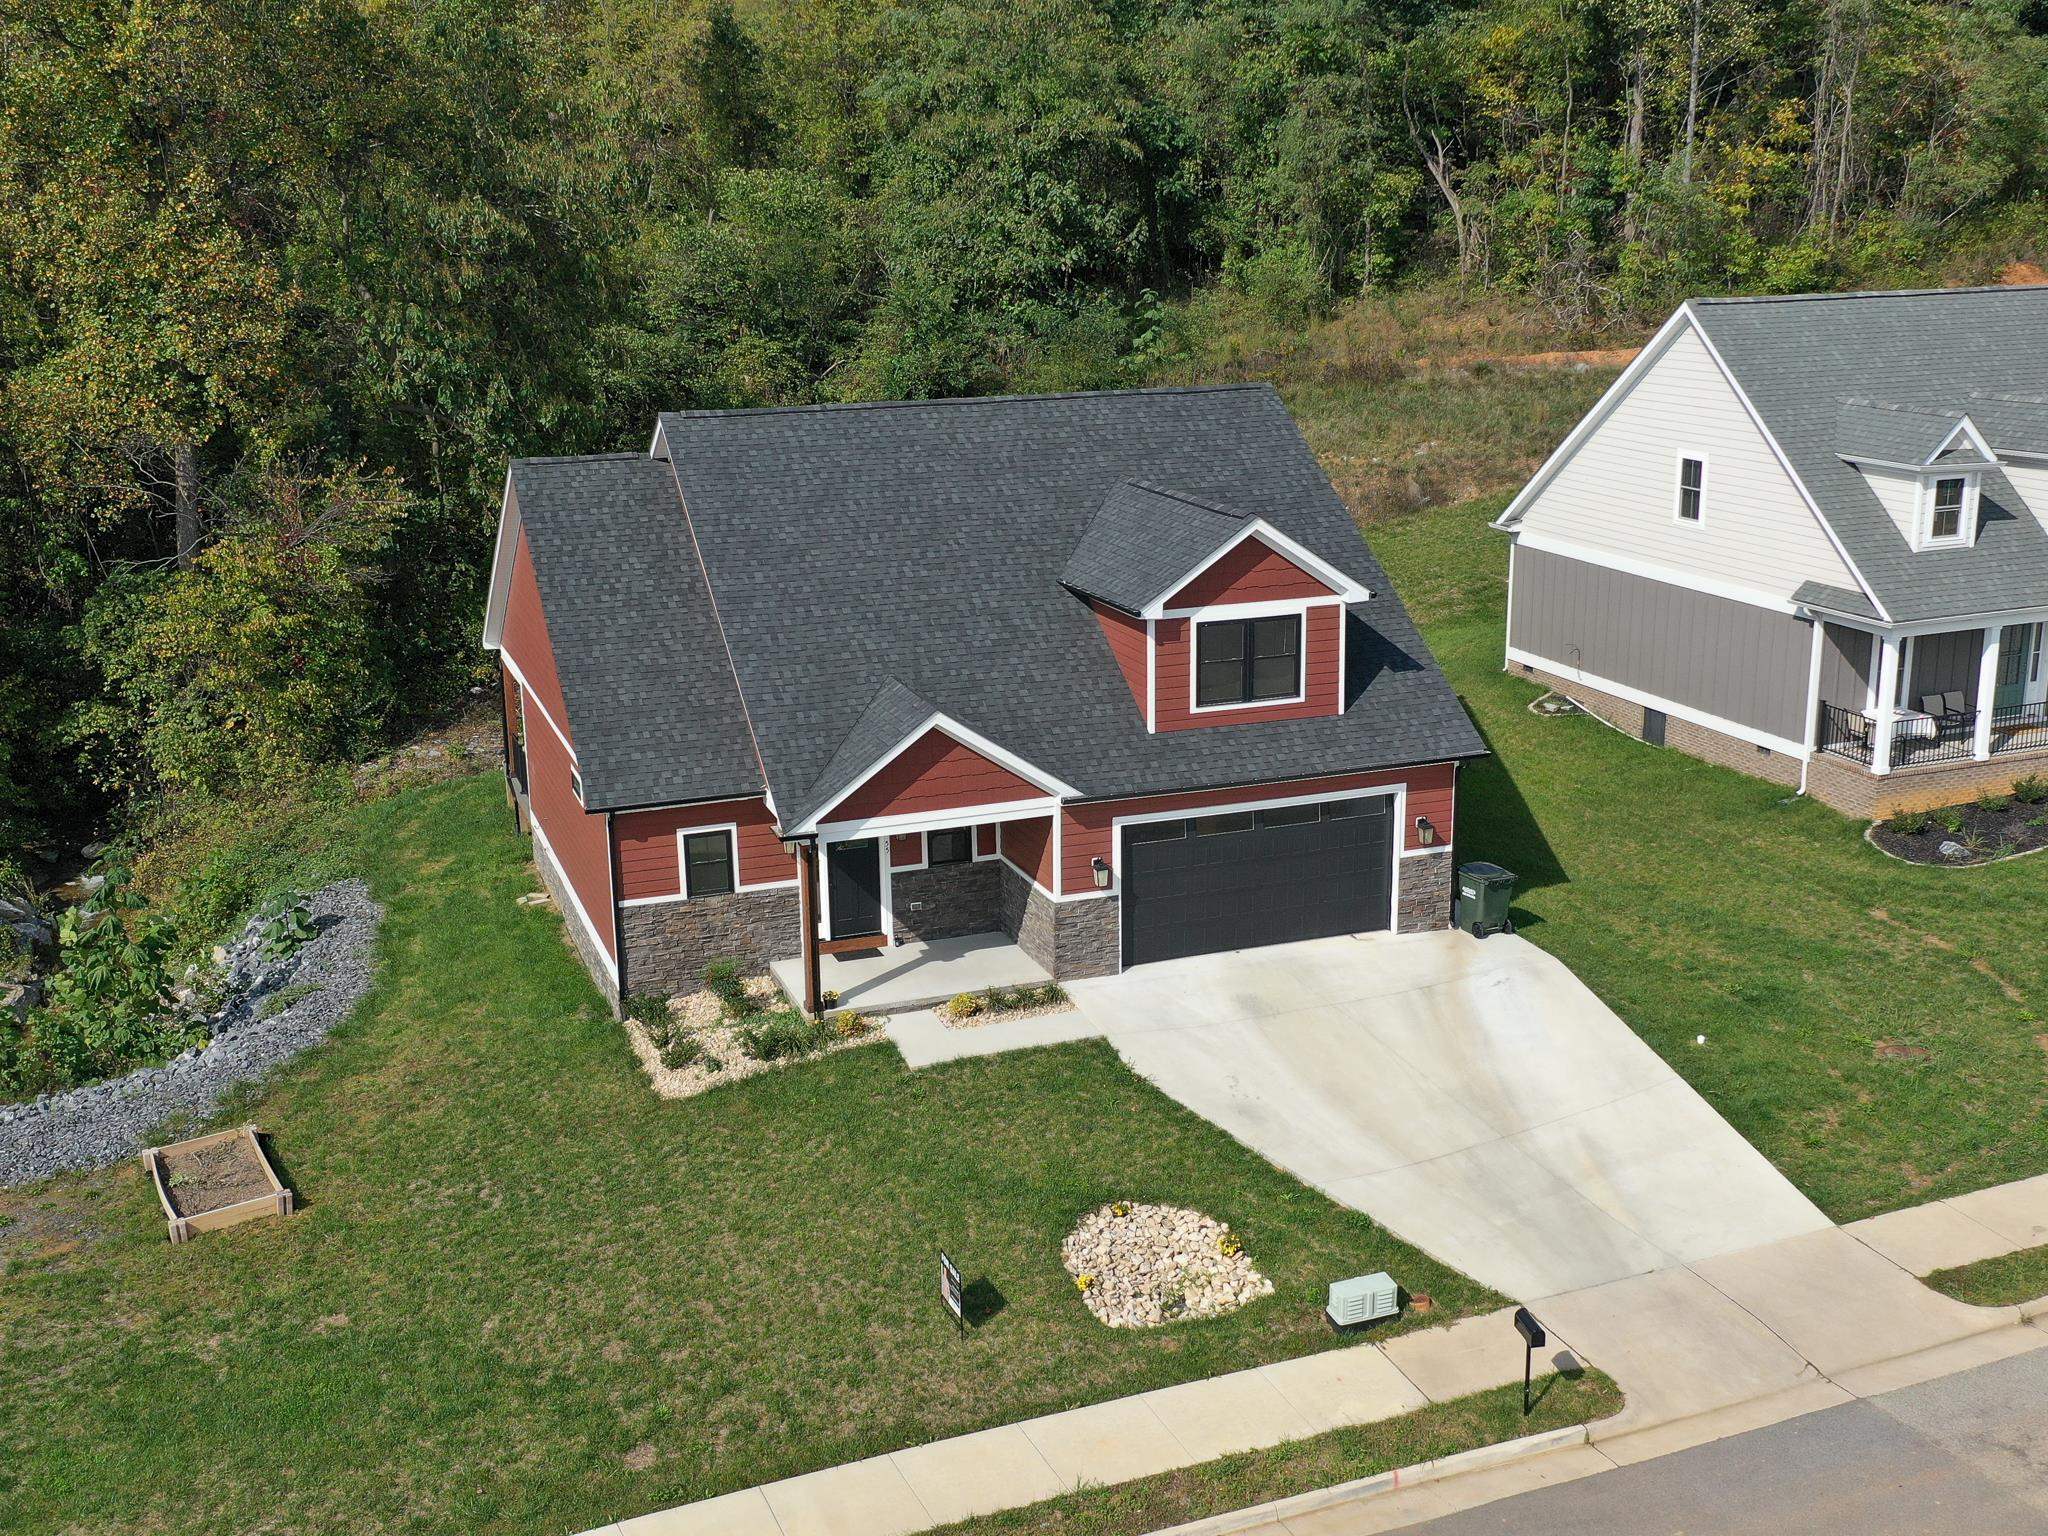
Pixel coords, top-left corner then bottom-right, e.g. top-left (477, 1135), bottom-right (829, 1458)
top-left (683, 830), bottom-right (735, 897)
top-left (928, 828), bottom-right (972, 866)
top-left (569, 767), bottom-right (584, 803)
top-left (1193, 811), bottom-right (1255, 836)
top-left (1676, 456), bottom-right (1705, 522)
top-left (1125, 820), bottom-right (1185, 845)
top-left (1929, 477), bottom-right (1966, 541)
top-left (1258, 803), bottom-right (1320, 828)
top-left (1195, 615), bottom-right (1301, 707)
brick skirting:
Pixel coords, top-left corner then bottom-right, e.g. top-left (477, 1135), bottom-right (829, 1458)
top-left (1516, 661), bottom-right (1802, 788)
top-left (533, 837), bottom-right (619, 1010)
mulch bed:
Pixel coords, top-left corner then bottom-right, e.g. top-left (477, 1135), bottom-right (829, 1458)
top-left (1868, 793), bottom-right (2048, 866)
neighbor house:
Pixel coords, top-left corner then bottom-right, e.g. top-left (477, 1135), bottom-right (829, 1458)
top-left (482, 385), bottom-right (1483, 1012)
top-left (1495, 285), bottom-right (2048, 817)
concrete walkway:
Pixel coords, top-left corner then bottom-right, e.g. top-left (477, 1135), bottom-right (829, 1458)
top-left (767, 933), bottom-right (1048, 1016)
top-left (579, 1308), bottom-right (1580, 1536)
top-left (885, 1005), bottom-right (1106, 1069)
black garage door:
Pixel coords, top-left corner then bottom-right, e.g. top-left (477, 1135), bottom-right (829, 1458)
top-left (1120, 796), bottom-right (1394, 967)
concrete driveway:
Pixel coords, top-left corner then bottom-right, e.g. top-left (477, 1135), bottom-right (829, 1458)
top-left (1066, 931), bottom-right (1831, 1301)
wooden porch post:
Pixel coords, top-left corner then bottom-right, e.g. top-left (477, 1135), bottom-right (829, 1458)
top-left (1872, 634), bottom-right (1902, 775)
top-left (798, 840), bottom-right (823, 1017)
top-left (1974, 626), bottom-right (2003, 761)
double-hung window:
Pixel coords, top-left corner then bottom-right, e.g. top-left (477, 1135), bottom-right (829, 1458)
top-left (1676, 456), bottom-right (1705, 523)
top-left (683, 830), bottom-right (735, 897)
top-left (1195, 614), bottom-right (1301, 707)
top-left (1929, 477), bottom-right (1966, 542)
top-left (928, 828), bottom-right (972, 866)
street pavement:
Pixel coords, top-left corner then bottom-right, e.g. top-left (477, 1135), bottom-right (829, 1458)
top-left (1380, 1345), bottom-right (2048, 1535)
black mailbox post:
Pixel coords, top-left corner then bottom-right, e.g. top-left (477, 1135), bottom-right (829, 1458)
top-left (1513, 1306), bottom-right (1546, 1415)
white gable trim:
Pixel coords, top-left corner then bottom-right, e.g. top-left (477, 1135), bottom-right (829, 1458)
top-left (480, 468), bottom-right (521, 650)
top-left (1137, 520), bottom-right (1370, 619)
top-left (1678, 307), bottom-right (1892, 623)
top-left (1493, 307), bottom-right (1692, 531)
top-left (790, 713), bottom-right (1080, 836)
top-left (1930, 414), bottom-right (1995, 466)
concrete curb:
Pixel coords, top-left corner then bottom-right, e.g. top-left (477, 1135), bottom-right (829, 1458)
top-left (1145, 1422), bottom-right (1593, 1536)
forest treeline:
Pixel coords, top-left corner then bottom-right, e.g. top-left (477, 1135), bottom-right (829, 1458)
top-left (3, 0), bottom-right (2046, 867)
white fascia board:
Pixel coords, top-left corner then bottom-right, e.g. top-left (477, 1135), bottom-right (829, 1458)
top-left (815, 797), bottom-right (1063, 843)
top-left (790, 713), bottom-right (1080, 835)
top-left (1930, 414), bottom-right (1995, 465)
top-left (1680, 305), bottom-right (1892, 624)
top-left (1137, 520), bottom-right (1370, 619)
top-left (649, 419), bottom-right (671, 461)
top-left (1514, 530), bottom-right (1802, 615)
top-left (480, 468), bottom-right (521, 650)
top-left (1492, 306), bottom-right (1694, 531)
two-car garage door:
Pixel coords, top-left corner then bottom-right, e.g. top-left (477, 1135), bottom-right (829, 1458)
top-left (1119, 794), bottom-right (1394, 967)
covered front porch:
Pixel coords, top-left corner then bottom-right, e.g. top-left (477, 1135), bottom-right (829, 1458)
top-left (1815, 618), bottom-right (2048, 775)
top-left (770, 932), bottom-right (1051, 1015)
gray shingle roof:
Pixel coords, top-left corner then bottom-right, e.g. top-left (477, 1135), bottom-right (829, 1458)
top-left (508, 453), bottom-right (760, 809)
top-left (1689, 286), bottom-right (2048, 623)
top-left (1967, 393), bottom-right (2048, 454)
top-left (1834, 400), bottom-right (1962, 466)
top-left (1061, 480), bottom-right (1251, 613)
top-left (653, 384), bottom-right (1483, 824)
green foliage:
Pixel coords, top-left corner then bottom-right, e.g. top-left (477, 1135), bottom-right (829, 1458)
top-left (946, 991), bottom-right (986, 1019)
top-left (1978, 791), bottom-right (2013, 813)
top-left (701, 959), bottom-right (749, 1014)
top-left (2013, 774), bottom-right (2048, 805)
top-left (1885, 809), bottom-right (1932, 836)
top-left (254, 895), bottom-right (314, 960)
top-left (736, 1007), bottom-right (835, 1061)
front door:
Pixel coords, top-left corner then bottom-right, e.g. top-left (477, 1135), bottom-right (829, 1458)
top-left (1996, 623), bottom-right (2038, 712)
top-left (826, 839), bottom-right (884, 941)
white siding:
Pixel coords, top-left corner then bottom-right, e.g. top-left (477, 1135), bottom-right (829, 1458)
top-left (1514, 323), bottom-right (1859, 600)
top-left (2003, 461), bottom-right (2048, 539)
top-left (1859, 464), bottom-right (1920, 546)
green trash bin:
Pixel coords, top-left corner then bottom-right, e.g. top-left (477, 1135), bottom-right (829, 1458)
top-left (1455, 862), bottom-right (1517, 937)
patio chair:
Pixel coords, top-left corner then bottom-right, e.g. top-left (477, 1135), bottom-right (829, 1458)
top-left (1943, 690), bottom-right (1968, 717)
top-left (1920, 694), bottom-right (1947, 719)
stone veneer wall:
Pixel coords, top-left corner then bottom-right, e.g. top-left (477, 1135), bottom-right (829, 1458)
top-left (620, 888), bottom-right (801, 999)
top-left (1395, 850), bottom-right (1454, 933)
top-left (891, 861), bottom-right (1001, 945)
top-left (1516, 660), bottom-right (1802, 789)
top-left (996, 861), bottom-right (1120, 979)
top-left (534, 836), bottom-right (618, 1009)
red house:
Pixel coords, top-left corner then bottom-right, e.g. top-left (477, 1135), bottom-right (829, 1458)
top-left (481, 385), bottom-right (1484, 1012)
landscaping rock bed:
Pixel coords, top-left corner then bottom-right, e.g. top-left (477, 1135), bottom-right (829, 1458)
top-left (940, 982), bottom-right (1074, 1030)
top-left (1868, 786), bottom-right (2048, 866)
top-left (1061, 1201), bottom-right (1274, 1328)
top-left (624, 973), bottom-right (880, 1100)
top-left (0, 880), bottom-right (381, 1187)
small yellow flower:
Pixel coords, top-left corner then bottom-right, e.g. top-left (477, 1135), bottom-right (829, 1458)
top-left (1075, 1273), bottom-right (1094, 1292)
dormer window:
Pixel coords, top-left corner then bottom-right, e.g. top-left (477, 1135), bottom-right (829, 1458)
top-left (1195, 615), bottom-right (1302, 708)
top-left (1918, 472), bottom-right (1976, 549)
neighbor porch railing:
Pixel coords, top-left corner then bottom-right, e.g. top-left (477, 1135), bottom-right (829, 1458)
top-left (1992, 699), bottom-right (2048, 757)
top-left (1820, 697), bottom-right (2048, 773)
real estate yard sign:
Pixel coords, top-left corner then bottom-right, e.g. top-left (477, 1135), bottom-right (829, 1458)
top-left (939, 1251), bottom-right (964, 1335)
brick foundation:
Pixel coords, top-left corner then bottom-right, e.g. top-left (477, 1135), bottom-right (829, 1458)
top-left (891, 860), bottom-right (1001, 945)
top-left (619, 887), bottom-right (801, 1000)
top-left (1396, 850), bottom-right (1454, 932)
top-left (1805, 749), bottom-right (2048, 819)
top-left (1516, 661), bottom-right (1801, 788)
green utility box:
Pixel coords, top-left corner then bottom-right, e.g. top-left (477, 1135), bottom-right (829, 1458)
top-left (1455, 862), bottom-right (1517, 937)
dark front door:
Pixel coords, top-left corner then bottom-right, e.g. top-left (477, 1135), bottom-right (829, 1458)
top-left (1120, 796), bottom-right (1394, 968)
top-left (826, 839), bottom-right (884, 941)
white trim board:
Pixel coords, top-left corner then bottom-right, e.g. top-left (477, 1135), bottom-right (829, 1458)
top-left (499, 652), bottom-right (578, 766)
top-left (1512, 530), bottom-right (1802, 616)
top-left (1507, 644), bottom-right (1808, 757)
top-left (792, 713), bottom-right (1080, 835)
top-left (530, 819), bottom-right (618, 984)
top-left (1138, 520), bottom-right (1370, 620)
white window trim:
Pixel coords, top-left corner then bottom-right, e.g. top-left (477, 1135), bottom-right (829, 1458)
top-left (569, 766), bottom-right (585, 807)
top-left (1187, 607), bottom-right (1311, 715)
top-left (890, 830), bottom-right (929, 872)
top-left (1673, 451), bottom-right (1708, 526)
top-left (679, 824), bottom-right (740, 899)
top-left (1915, 472), bottom-right (1978, 551)
top-left (972, 823), bottom-right (1000, 862)
top-left (925, 827), bottom-right (976, 868)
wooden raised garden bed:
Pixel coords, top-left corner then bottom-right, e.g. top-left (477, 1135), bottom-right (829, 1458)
top-left (142, 1126), bottom-right (294, 1244)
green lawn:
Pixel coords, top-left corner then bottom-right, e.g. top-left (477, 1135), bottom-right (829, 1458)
top-left (1369, 494), bottom-right (2048, 1222)
top-left (1925, 1244), bottom-right (2048, 1307)
top-left (0, 777), bottom-right (1500, 1536)
top-left (934, 1369), bottom-right (1622, 1536)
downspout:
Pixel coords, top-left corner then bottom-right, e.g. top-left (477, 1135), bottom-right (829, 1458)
top-left (499, 666), bottom-right (518, 825)
top-left (606, 810), bottom-right (626, 1013)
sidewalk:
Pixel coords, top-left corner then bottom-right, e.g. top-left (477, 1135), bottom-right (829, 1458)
top-left (574, 1307), bottom-right (1578, 1536)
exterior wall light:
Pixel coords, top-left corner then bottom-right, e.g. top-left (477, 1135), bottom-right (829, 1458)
top-left (1415, 817), bottom-right (1437, 847)
top-left (1091, 856), bottom-right (1111, 889)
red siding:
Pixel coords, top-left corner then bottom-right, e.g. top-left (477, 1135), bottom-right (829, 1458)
top-left (522, 680), bottom-right (614, 959)
top-left (1169, 535), bottom-right (1335, 608)
top-left (831, 728), bottom-right (1044, 821)
top-left (890, 832), bottom-right (924, 868)
top-left (975, 823), bottom-right (997, 858)
top-left (1092, 601), bottom-right (1149, 719)
top-left (613, 797), bottom-right (794, 901)
top-left (1059, 763), bottom-right (1457, 893)
top-left (999, 816), bottom-right (1056, 893)
top-left (1154, 603), bottom-right (1342, 731)
top-left (502, 529), bottom-right (570, 745)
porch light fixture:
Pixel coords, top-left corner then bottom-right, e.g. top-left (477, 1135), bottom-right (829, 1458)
top-left (1090, 856), bottom-right (1111, 889)
top-left (1415, 816), bottom-right (1437, 847)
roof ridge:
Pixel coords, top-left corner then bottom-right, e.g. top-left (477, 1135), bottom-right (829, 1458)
top-left (1692, 283), bottom-right (2048, 307)
top-left (1968, 389), bottom-right (2048, 406)
top-left (658, 382), bottom-right (1275, 424)
top-left (512, 451), bottom-right (648, 467)
top-left (1838, 397), bottom-right (1963, 418)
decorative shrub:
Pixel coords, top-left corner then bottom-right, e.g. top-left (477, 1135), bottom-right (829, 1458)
top-left (1939, 807), bottom-right (1968, 835)
top-left (625, 993), bottom-right (670, 1030)
top-left (702, 959), bottom-right (749, 1015)
top-left (737, 1008), bottom-right (834, 1061)
top-left (1885, 809), bottom-right (1931, 835)
top-left (1977, 792), bottom-right (2012, 814)
top-left (1031, 982), bottom-right (1068, 1007)
top-left (660, 1033), bottom-right (704, 1069)
top-left (945, 992), bottom-right (984, 1019)
top-left (2013, 774), bottom-right (2048, 805)
top-left (827, 1009), bottom-right (872, 1039)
